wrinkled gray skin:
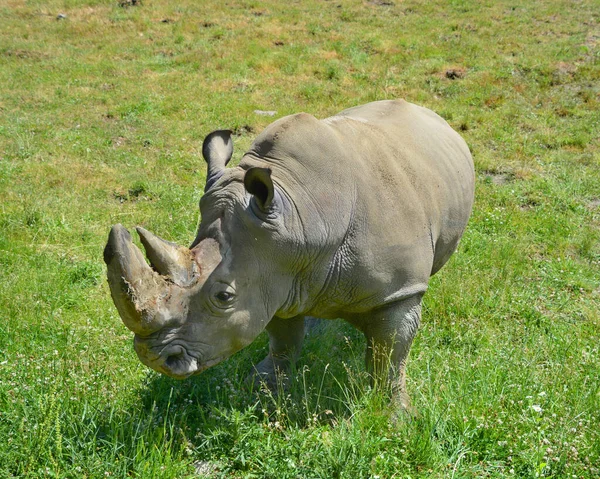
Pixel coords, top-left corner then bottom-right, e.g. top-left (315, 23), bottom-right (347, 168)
top-left (104, 100), bottom-right (474, 409)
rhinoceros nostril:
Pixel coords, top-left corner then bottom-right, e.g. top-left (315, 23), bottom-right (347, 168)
top-left (165, 350), bottom-right (185, 369)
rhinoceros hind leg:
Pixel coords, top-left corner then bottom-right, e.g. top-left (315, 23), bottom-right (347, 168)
top-left (353, 294), bottom-right (423, 413)
top-left (247, 315), bottom-right (306, 391)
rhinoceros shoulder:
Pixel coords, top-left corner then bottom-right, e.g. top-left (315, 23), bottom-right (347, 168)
top-left (245, 111), bottom-right (331, 162)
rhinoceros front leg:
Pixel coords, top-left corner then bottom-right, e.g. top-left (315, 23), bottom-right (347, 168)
top-left (249, 315), bottom-right (306, 391)
top-left (358, 294), bottom-right (423, 411)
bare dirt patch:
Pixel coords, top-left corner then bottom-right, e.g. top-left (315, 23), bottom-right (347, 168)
top-left (445, 67), bottom-right (466, 80)
top-left (368, 0), bottom-right (395, 6)
top-left (584, 30), bottom-right (600, 48)
top-left (2, 49), bottom-right (47, 61)
top-left (233, 125), bottom-right (255, 135)
top-left (483, 171), bottom-right (514, 185)
top-left (112, 136), bottom-right (128, 148)
top-left (587, 199), bottom-right (600, 210)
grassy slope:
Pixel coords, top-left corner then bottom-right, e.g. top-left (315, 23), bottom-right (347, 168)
top-left (0, 0), bottom-right (599, 477)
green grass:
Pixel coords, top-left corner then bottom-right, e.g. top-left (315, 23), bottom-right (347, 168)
top-left (1, 0), bottom-right (599, 477)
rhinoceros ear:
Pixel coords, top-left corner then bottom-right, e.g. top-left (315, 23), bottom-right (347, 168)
top-left (202, 130), bottom-right (233, 191)
top-left (244, 167), bottom-right (274, 212)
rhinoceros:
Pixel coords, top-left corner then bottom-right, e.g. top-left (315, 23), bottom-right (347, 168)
top-left (104, 100), bottom-right (474, 408)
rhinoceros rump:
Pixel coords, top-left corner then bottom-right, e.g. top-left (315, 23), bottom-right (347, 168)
top-left (104, 100), bottom-right (474, 408)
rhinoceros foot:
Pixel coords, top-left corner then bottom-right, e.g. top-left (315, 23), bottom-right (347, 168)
top-left (389, 396), bottom-right (419, 425)
top-left (246, 354), bottom-right (292, 393)
top-left (391, 390), bottom-right (417, 417)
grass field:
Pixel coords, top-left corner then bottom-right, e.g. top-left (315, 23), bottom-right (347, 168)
top-left (1, 0), bottom-right (599, 477)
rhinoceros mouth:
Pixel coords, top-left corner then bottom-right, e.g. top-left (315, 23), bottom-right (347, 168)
top-left (159, 352), bottom-right (228, 379)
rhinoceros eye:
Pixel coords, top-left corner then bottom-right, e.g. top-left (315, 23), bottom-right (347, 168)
top-left (215, 291), bottom-right (234, 303)
top-left (210, 283), bottom-right (236, 309)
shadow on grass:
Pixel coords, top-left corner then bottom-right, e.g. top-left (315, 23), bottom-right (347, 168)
top-left (90, 320), bottom-right (369, 471)
top-left (133, 318), bottom-right (367, 421)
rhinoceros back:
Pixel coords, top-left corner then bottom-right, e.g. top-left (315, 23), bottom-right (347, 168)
top-left (332, 100), bottom-right (475, 276)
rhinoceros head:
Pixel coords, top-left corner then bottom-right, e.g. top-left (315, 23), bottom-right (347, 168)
top-left (104, 130), bottom-right (293, 378)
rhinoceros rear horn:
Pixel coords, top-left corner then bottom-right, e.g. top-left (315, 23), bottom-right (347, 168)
top-left (136, 227), bottom-right (196, 287)
top-left (202, 129), bottom-right (233, 191)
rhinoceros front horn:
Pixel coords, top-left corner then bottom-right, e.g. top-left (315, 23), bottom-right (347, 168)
top-left (104, 224), bottom-right (182, 336)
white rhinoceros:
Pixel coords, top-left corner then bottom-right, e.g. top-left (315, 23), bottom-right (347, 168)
top-left (104, 100), bottom-right (474, 408)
